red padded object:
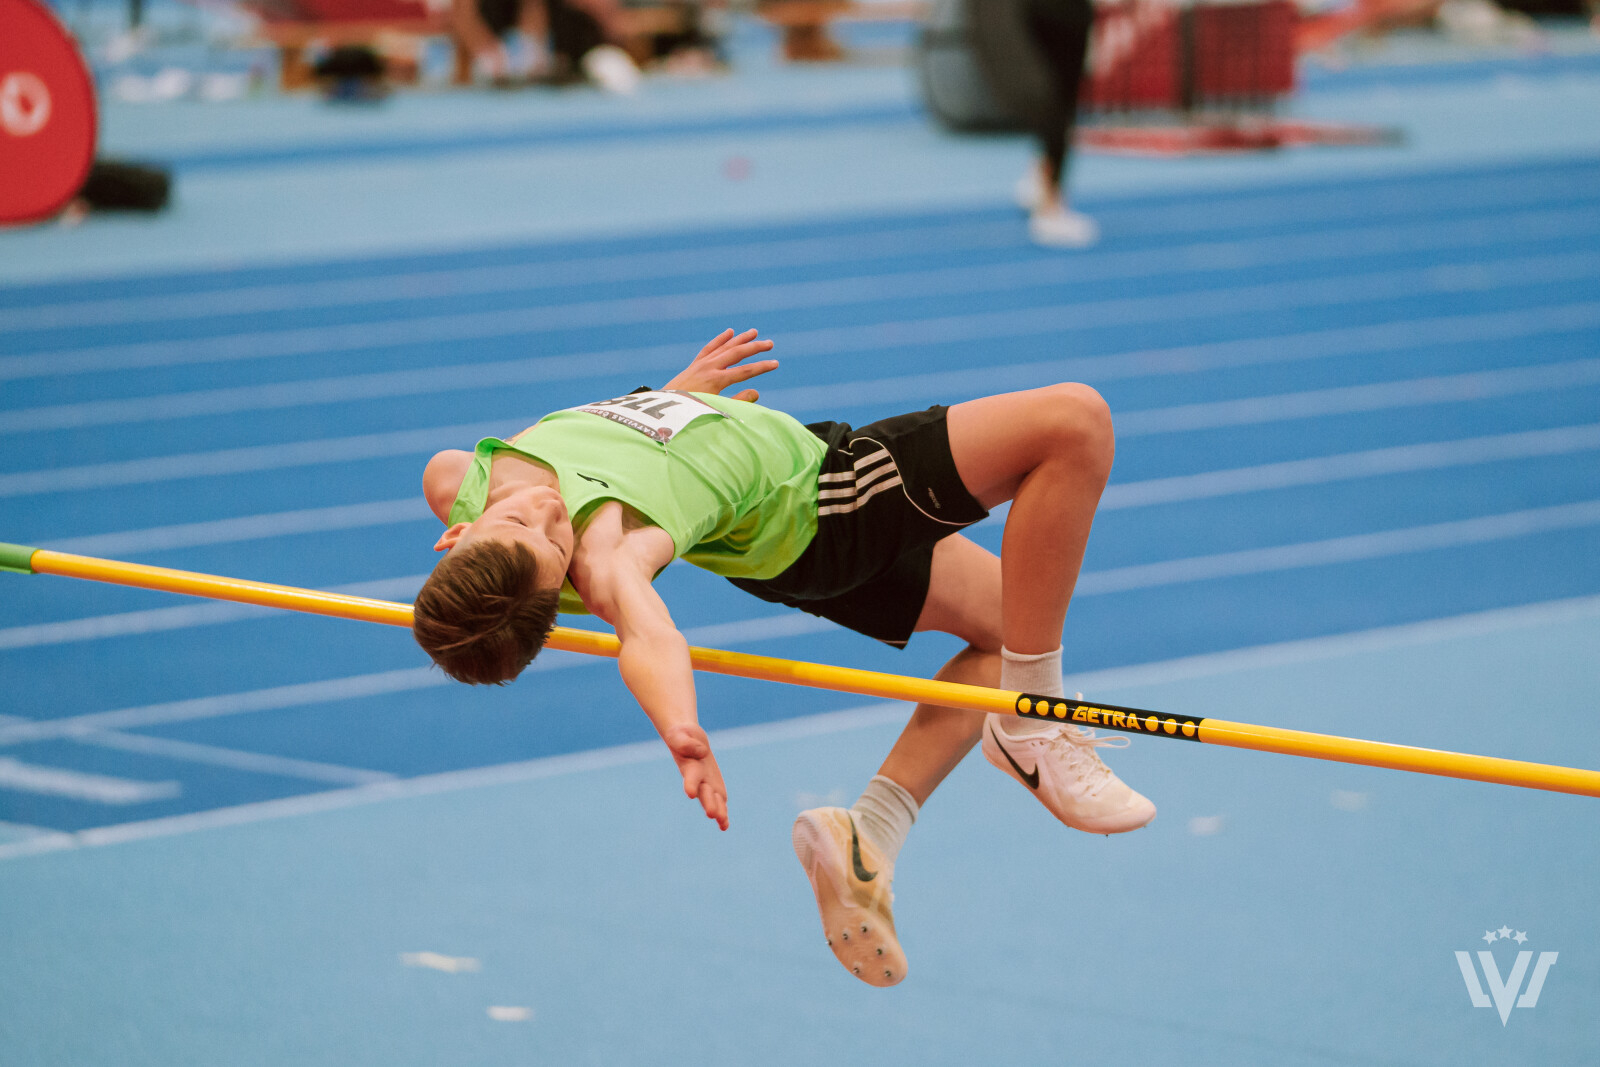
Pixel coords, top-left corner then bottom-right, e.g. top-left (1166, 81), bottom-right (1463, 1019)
top-left (0, 0), bottom-right (97, 224)
top-left (1083, 0), bottom-right (1297, 112)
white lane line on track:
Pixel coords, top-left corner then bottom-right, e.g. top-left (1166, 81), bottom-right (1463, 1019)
top-left (40, 499), bottom-right (433, 557)
top-left (0, 614), bottom-right (843, 746)
top-left (5, 422), bottom-right (1597, 653)
top-left (0, 420), bottom-right (509, 499)
top-left (12, 419), bottom-right (1596, 589)
top-left (60, 732), bottom-right (395, 786)
top-left (2, 203), bottom-right (1591, 336)
top-left (0, 757), bottom-right (181, 805)
top-left (6, 500), bottom-right (1598, 749)
top-left (0, 574), bottom-right (429, 651)
top-left (757, 302), bottom-right (1600, 414)
top-left (1078, 498), bottom-right (1600, 595)
top-left (0, 221), bottom-right (1025, 333)
top-left (6, 590), bottom-right (1599, 860)
top-left (3, 300), bottom-right (1598, 499)
top-left (8, 302), bottom-right (1600, 437)
top-left (0, 576), bottom-right (829, 655)
top-left (0, 344), bottom-right (683, 435)
top-left (0, 667), bottom-right (449, 746)
top-left (0, 711), bottom-right (392, 786)
top-left (0, 819), bottom-right (60, 842)
top-left (6, 164), bottom-right (1594, 332)
top-left (1100, 423), bottom-right (1600, 509)
top-left (1112, 360), bottom-right (1600, 438)
top-left (1062, 591), bottom-right (1600, 692)
top-left (0, 700), bottom-right (915, 860)
top-left (3, 247), bottom-right (1596, 383)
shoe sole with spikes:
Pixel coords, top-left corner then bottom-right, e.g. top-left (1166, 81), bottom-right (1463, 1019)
top-left (792, 807), bottom-right (906, 987)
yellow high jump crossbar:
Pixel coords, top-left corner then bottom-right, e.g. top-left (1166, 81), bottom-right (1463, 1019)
top-left (4, 542), bottom-right (1598, 799)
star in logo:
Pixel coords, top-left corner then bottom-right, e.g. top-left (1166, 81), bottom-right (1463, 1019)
top-left (1514, 931), bottom-right (1529, 944)
top-left (1498, 925), bottom-right (1514, 940)
top-left (1483, 930), bottom-right (1499, 944)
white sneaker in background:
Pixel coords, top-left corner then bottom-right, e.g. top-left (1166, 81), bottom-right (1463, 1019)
top-left (582, 45), bottom-right (640, 95)
top-left (792, 807), bottom-right (906, 987)
top-left (982, 713), bottom-right (1155, 833)
top-left (1028, 207), bottom-right (1100, 249)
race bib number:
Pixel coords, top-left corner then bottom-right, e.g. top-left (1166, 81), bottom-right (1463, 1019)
top-left (566, 391), bottom-right (724, 444)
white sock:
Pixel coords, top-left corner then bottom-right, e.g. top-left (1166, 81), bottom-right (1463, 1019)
top-left (1000, 646), bottom-right (1065, 736)
top-left (849, 775), bottom-right (918, 866)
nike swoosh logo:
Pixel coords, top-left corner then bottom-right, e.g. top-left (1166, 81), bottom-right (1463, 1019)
top-left (577, 473), bottom-right (609, 487)
top-left (847, 814), bottom-right (877, 882)
top-left (990, 724), bottom-right (1040, 790)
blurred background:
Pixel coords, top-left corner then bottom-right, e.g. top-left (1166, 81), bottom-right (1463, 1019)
top-left (2, 0), bottom-right (1599, 1063)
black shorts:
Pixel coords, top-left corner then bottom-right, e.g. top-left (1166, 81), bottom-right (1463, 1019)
top-left (728, 406), bottom-right (989, 648)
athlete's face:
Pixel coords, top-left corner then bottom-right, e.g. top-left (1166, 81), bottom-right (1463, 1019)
top-left (435, 484), bottom-right (573, 592)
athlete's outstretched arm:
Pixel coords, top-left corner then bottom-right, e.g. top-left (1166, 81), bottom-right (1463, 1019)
top-left (573, 509), bottom-right (728, 830)
top-left (663, 328), bottom-right (779, 402)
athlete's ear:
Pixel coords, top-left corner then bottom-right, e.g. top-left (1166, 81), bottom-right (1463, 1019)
top-left (434, 523), bottom-right (470, 552)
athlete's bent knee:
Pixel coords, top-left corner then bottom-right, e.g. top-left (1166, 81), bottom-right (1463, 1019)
top-left (1038, 383), bottom-right (1114, 477)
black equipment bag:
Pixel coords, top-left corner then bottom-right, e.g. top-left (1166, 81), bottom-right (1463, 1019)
top-left (916, 0), bottom-right (1055, 133)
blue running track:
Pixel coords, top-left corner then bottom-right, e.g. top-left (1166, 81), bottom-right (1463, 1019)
top-left (0, 36), bottom-right (1597, 1066)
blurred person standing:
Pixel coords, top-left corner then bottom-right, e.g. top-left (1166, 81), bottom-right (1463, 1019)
top-left (452, 0), bottom-right (641, 90)
top-left (970, 0), bottom-right (1098, 248)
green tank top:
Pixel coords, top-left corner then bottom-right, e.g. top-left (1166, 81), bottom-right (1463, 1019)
top-left (447, 391), bottom-right (827, 614)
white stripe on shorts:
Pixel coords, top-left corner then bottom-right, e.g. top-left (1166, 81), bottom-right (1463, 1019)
top-left (817, 476), bottom-right (905, 516)
top-left (814, 442), bottom-right (904, 515)
top-left (853, 449), bottom-right (891, 470)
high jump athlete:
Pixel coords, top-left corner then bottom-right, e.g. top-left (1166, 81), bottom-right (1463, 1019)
top-left (412, 328), bottom-right (1155, 986)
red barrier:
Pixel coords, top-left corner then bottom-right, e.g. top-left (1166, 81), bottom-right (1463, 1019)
top-left (0, 0), bottom-right (97, 225)
top-left (1084, 0), bottom-right (1298, 112)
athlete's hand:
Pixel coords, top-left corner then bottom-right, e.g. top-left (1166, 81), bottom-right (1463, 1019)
top-left (664, 328), bottom-right (778, 403)
top-left (662, 723), bottom-right (729, 830)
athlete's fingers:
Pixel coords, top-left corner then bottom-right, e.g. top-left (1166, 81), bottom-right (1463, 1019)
top-left (722, 337), bottom-right (772, 361)
top-left (709, 338), bottom-right (767, 370)
top-left (697, 328), bottom-right (735, 359)
top-left (732, 389), bottom-right (759, 403)
top-left (723, 330), bottom-right (764, 351)
top-left (701, 783), bottom-right (728, 829)
top-left (722, 348), bottom-right (774, 372)
top-left (725, 358), bottom-right (778, 382)
top-left (682, 761), bottom-right (704, 800)
top-left (706, 328), bottom-right (755, 358)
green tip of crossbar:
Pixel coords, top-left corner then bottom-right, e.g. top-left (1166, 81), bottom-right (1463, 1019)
top-left (0, 543), bottom-right (39, 575)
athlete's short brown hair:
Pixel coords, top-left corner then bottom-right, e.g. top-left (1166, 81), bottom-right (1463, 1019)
top-left (412, 540), bottom-right (559, 685)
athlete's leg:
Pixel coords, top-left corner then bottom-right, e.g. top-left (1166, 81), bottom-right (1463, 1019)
top-left (945, 383), bottom-right (1114, 656)
top-left (945, 385), bottom-right (1155, 834)
top-left (793, 534), bottom-right (999, 987)
top-left (874, 534), bottom-right (1000, 806)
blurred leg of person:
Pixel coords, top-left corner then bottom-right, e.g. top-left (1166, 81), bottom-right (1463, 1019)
top-left (454, 0), bottom-right (637, 87)
top-left (454, 0), bottom-right (520, 78)
top-left (549, 0), bottom-right (642, 91)
top-left (1017, 0), bottom-right (1098, 248)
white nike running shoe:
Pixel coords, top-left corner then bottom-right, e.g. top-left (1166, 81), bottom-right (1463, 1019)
top-left (982, 713), bottom-right (1156, 834)
top-left (792, 807), bottom-right (906, 987)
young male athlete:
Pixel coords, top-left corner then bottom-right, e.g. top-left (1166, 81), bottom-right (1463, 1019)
top-left (413, 328), bottom-right (1155, 987)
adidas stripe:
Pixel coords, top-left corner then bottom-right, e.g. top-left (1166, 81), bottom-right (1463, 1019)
top-left (817, 448), bottom-right (905, 516)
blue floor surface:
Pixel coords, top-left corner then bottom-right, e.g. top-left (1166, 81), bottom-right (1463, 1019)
top-left (1, 26), bottom-right (1597, 1065)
